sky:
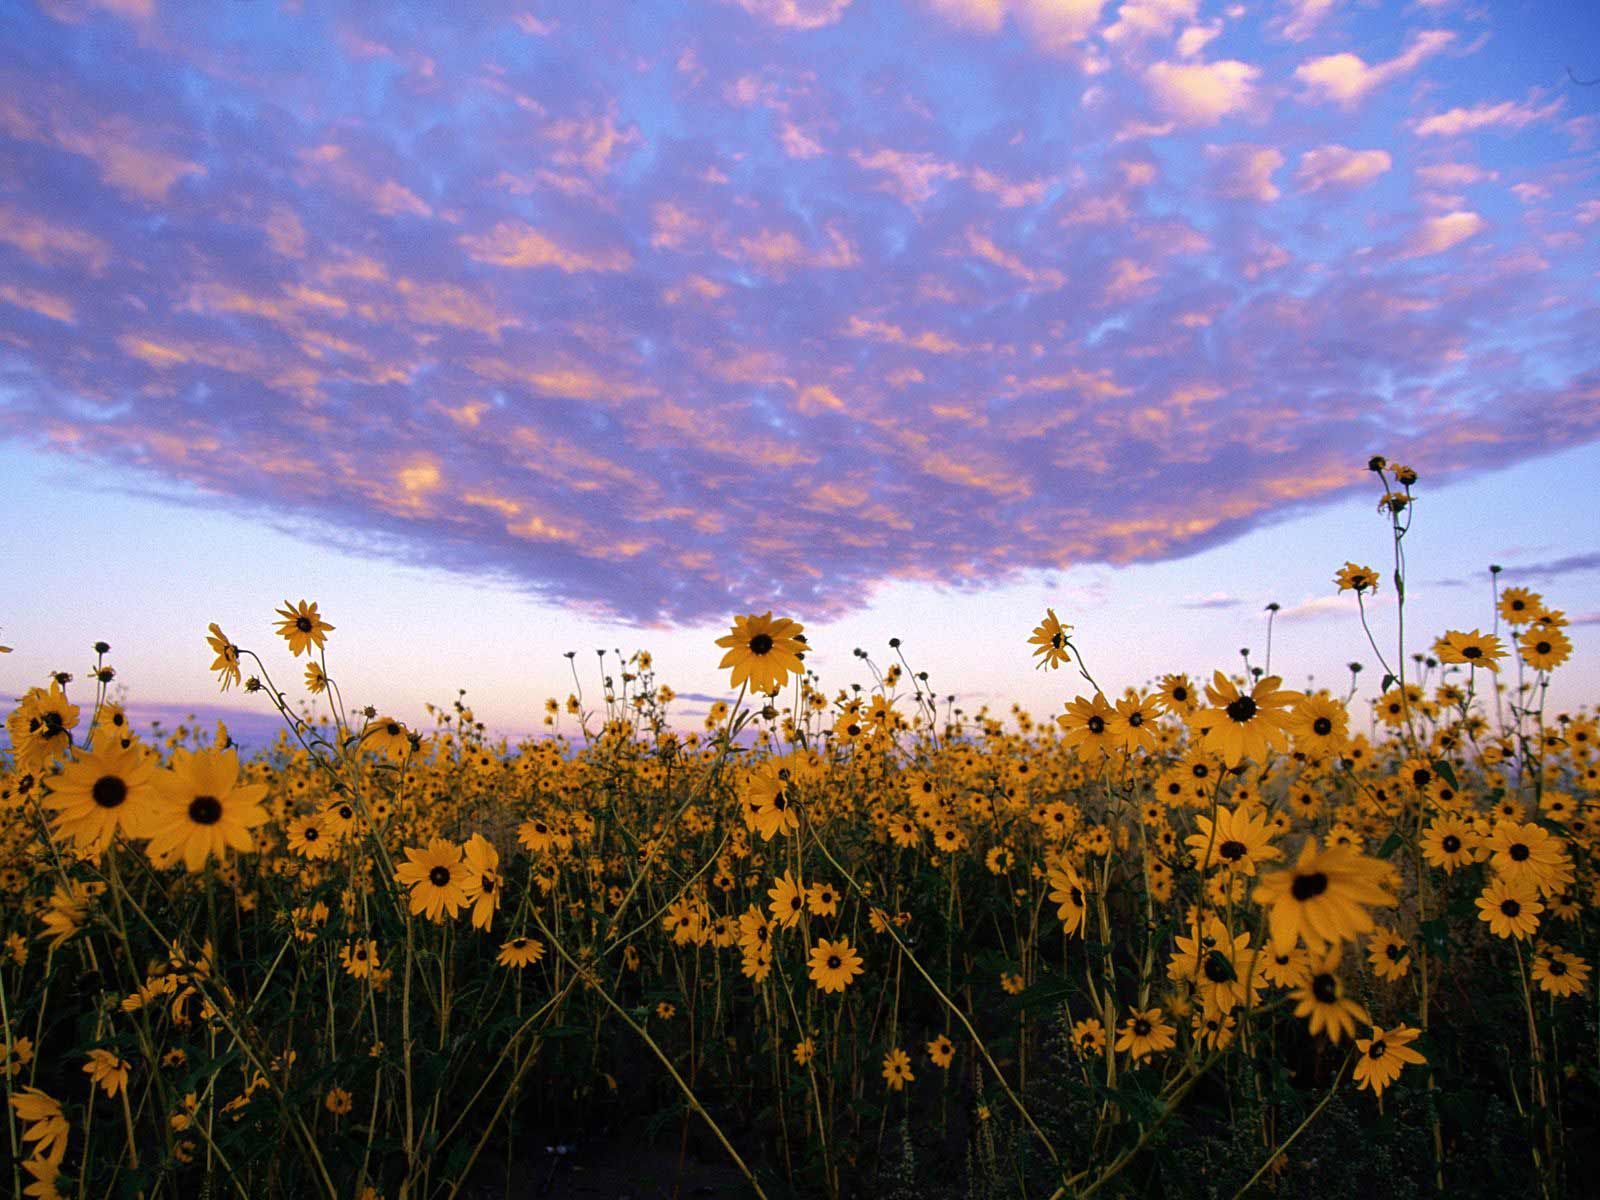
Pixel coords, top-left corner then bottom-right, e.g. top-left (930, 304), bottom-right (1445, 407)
top-left (1, 0), bottom-right (1597, 742)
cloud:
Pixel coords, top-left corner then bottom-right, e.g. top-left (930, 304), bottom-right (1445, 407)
top-left (1207, 144), bottom-right (1285, 201)
top-left (1181, 593), bottom-right (1245, 610)
top-left (1295, 145), bottom-right (1391, 192)
top-left (1277, 0), bottom-right (1338, 42)
top-left (1412, 95), bottom-right (1563, 137)
top-left (1400, 210), bottom-right (1485, 257)
top-left (1497, 552), bottom-right (1600, 580)
top-left (0, 0), bottom-right (1595, 625)
top-left (730, 0), bottom-right (853, 29)
top-left (1295, 30), bottom-right (1454, 108)
top-left (1145, 60), bottom-right (1260, 126)
top-left (458, 222), bottom-right (633, 272)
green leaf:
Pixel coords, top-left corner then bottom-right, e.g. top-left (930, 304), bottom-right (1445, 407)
top-left (1433, 760), bottom-right (1459, 791)
top-left (1381, 673), bottom-right (1397, 693)
top-left (1376, 831), bottom-right (1404, 859)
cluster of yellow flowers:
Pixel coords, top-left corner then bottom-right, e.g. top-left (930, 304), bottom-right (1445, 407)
top-left (0, 464), bottom-right (1591, 1198)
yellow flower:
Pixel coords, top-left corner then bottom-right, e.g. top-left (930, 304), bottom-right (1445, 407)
top-left (1291, 947), bottom-right (1368, 1044)
top-left (768, 870), bottom-right (807, 929)
top-left (1251, 838), bottom-right (1394, 953)
top-left (1046, 861), bottom-right (1089, 937)
top-left (1433, 629), bottom-right (1505, 672)
top-left (715, 613), bottom-right (806, 694)
top-left (206, 623), bottom-right (242, 691)
top-left (1114, 1008), bottom-right (1176, 1061)
top-left (83, 1049), bottom-right (131, 1098)
top-left (1352, 1024), bottom-right (1425, 1097)
top-left (273, 599), bottom-right (334, 657)
top-left (808, 936), bottom-right (864, 993)
top-left (927, 1034), bottom-right (955, 1069)
top-left (40, 735), bottom-right (158, 856)
top-left (1027, 609), bottom-right (1072, 670)
top-left (882, 1047), bottom-right (914, 1091)
top-left (1518, 626), bottom-right (1571, 671)
top-left (1186, 805), bottom-right (1281, 877)
top-left (145, 747), bottom-right (270, 873)
top-left (1198, 672), bottom-right (1301, 766)
top-left (393, 838), bottom-right (472, 922)
top-left (11, 1087), bottom-right (69, 1164)
top-left (462, 833), bottom-right (502, 931)
top-left (1475, 876), bottom-right (1541, 941)
top-left (1531, 947), bottom-right (1590, 998)
top-left (1334, 562), bottom-right (1379, 594)
top-left (497, 936), bottom-right (546, 969)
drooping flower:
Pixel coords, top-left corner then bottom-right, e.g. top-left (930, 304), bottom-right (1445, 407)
top-left (1027, 609), bottom-right (1072, 670)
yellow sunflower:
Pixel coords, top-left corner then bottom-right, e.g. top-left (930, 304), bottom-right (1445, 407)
top-left (715, 613), bottom-right (806, 694)
top-left (145, 748), bottom-right (269, 872)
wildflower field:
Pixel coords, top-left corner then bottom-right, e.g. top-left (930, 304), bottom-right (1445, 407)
top-left (2, 459), bottom-right (1594, 1200)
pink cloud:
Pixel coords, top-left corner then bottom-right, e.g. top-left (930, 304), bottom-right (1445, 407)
top-left (1412, 95), bottom-right (1563, 137)
top-left (729, 0), bottom-right (853, 29)
top-left (1401, 210), bottom-right (1486, 258)
top-left (1276, 0), bottom-right (1338, 42)
top-left (1295, 30), bottom-right (1454, 108)
top-left (1207, 144), bottom-right (1284, 201)
top-left (1295, 144), bottom-right (1392, 191)
top-left (458, 222), bottom-right (633, 272)
top-left (850, 147), bottom-right (964, 206)
top-left (1144, 59), bottom-right (1260, 125)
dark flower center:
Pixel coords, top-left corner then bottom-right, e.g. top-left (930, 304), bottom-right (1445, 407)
top-left (1509, 843), bottom-right (1530, 862)
top-left (1462, 646), bottom-right (1482, 659)
top-left (1412, 770), bottom-right (1431, 788)
top-left (386, 723), bottom-right (401, 736)
top-left (1172, 686), bottom-right (1188, 702)
top-left (1219, 840), bottom-right (1248, 862)
top-left (296, 617), bottom-right (313, 632)
top-left (429, 866), bottom-right (451, 887)
top-left (480, 877), bottom-right (495, 893)
top-left (1313, 717), bottom-right (1333, 735)
top-left (1311, 973), bottom-right (1337, 1003)
top-left (1500, 899), bottom-right (1521, 917)
top-left (1367, 1041), bottom-right (1387, 1059)
top-left (1203, 951), bottom-right (1236, 983)
top-left (1386, 943), bottom-right (1405, 961)
top-left (1549, 960), bottom-right (1566, 976)
top-left (1441, 834), bottom-right (1461, 853)
top-left (1133, 1019), bottom-right (1152, 1037)
top-left (92, 775), bottom-right (128, 809)
top-left (1536, 641), bottom-right (1551, 654)
top-left (188, 795), bottom-right (223, 825)
top-left (304, 825), bottom-right (319, 840)
top-left (1291, 872), bottom-right (1329, 901)
top-left (1226, 696), bottom-right (1258, 723)
top-left (1087, 716), bottom-right (1105, 734)
top-left (827, 955), bottom-right (841, 970)
top-left (1128, 712), bottom-right (1144, 727)
top-left (749, 633), bottom-right (774, 656)
top-left (1051, 632), bottom-right (1065, 649)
